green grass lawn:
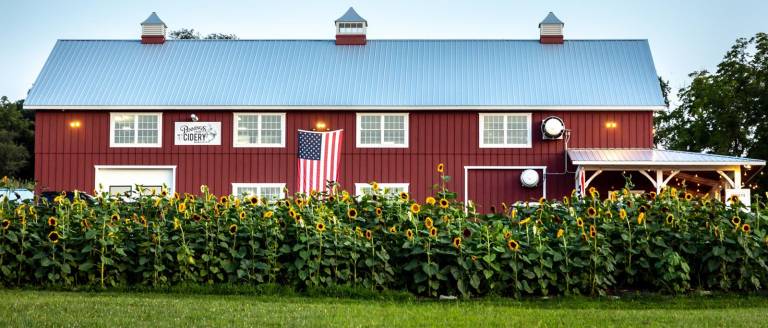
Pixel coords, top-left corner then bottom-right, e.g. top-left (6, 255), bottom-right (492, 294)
top-left (0, 289), bottom-right (766, 327)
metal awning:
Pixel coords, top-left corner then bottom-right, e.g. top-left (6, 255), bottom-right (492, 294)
top-left (568, 148), bottom-right (765, 167)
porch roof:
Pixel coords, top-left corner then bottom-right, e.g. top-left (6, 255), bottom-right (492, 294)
top-left (568, 148), bottom-right (765, 167)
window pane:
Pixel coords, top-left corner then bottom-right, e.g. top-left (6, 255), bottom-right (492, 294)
top-left (136, 115), bottom-right (158, 144)
top-left (237, 115), bottom-right (259, 145)
top-left (108, 185), bottom-right (132, 196)
top-left (506, 115), bottom-right (528, 145)
top-left (482, 116), bottom-right (504, 144)
top-left (260, 187), bottom-right (282, 200)
top-left (260, 115), bottom-right (282, 145)
top-left (235, 186), bottom-right (259, 196)
top-left (113, 115), bottom-right (135, 144)
top-left (359, 116), bottom-right (382, 145)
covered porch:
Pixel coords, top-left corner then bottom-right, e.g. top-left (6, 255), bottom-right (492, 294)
top-left (568, 149), bottom-right (766, 200)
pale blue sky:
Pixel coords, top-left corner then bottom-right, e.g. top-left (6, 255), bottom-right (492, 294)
top-left (1, 0), bottom-right (766, 102)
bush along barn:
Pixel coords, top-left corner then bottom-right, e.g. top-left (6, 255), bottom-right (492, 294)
top-left (25, 9), bottom-right (765, 210)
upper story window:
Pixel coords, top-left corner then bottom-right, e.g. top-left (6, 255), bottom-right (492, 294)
top-left (356, 113), bottom-right (409, 148)
top-left (338, 22), bottom-right (365, 34)
top-left (232, 183), bottom-right (286, 201)
top-left (233, 113), bottom-right (286, 147)
top-left (354, 183), bottom-right (409, 196)
top-left (109, 113), bottom-right (162, 147)
top-left (479, 113), bottom-right (532, 148)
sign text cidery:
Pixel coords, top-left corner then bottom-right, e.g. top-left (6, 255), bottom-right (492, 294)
top-left (174, 122), bottom-right (221, 145)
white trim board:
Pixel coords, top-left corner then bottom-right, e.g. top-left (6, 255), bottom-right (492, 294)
top-left (355, 113), bottom-right (409, 148)
top-left (463, 166), bottom-right (548, 210)
top-left (232, 112), bottom-right (287, 148)
top-left (26, 105), bottom-right (666, 111)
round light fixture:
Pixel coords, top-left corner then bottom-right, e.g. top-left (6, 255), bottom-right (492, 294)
top-left (520, 169), bottom-right (540, 188)
top-left (541, 116), bottom-right (565, 139)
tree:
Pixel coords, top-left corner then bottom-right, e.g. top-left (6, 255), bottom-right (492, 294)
top-left (655, 32), bottom-right (768, 191)
top-left (169, 28), bottom-right (238, 40)
top-left (0, 97), bottom-right (34, 179)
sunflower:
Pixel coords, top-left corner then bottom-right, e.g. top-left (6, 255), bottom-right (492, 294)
top-left (399, 192), bottom-right (410, 202)
top-left (519, 217), bottom-right (531, 225)
top-left (424, 217), bottom-right (434, 229)
top-left (452, 237), bottom-right (462, 249)
top-left (731, 216), bottom-right (741, 226)
top-left (316, 222), bottom-right (326, 232)
top-left (429, 227), bottom-right (438, 238)
top-left (471, 255), bottom-right (478, 262)
top-left (507, 239), bottom-right (520, 251)
top-left (1, 220), bottom-right (10, 230)
top-left (589, 225), bottom-right (597, 238)
top-left (47, 216), bottom-right (58, 227)
top-left (347, 208), bottom-right (358, 219)
top-left (375, 207), bottom-right (383, 217)
top-left (371, 181), bottom-right (379, 191)
top-left (237, 211), bottom-right (246, 220)
top-left (555, 229), bottom-right (564, 238)
top-left (140, 216), bottom-right (148, 228)
top-left (288, 209), bottom-right (298, 219)
top-left (442, 215), bottom-right (450, 224)
top-left (609, 192), bottom-right (617, 202)
top-left (48, 231), bottom-right (61, 244)
top-left (388, 226), bottom-right (397, 233)
top-left (576, 218), bottom-right (584, 227)
top-left (229, 224), bottom-right (238, 235)
top-left (684, 193), bottom-right (693, 201)
top-left (410, 203), bottom-right (421, 214)
top-left (426, 197), bottom-right (436, 206)
top-left (563, 196), bottom-right (570, 206)
top-left (581, 232), bottom-right (588, 241)
top-left (249, 196), bottom-right (259, 205)
top-left (406, 229), bottom-right (414, 240)
top-left (437, 163), bottom-right (445, 173)
top-left (619, 209), bottom-right (627, 220)
top-left (109, 213), bottom-right (119, 223)
top-left (219, 195), bottom-right (229, 204)
top-left (177, 203), bottom-right (186, 213)
top-left (264, 211), bottom-right (274, 219)
top-left (295, 197), bottom-right (305, 207)
top-left (463, 228), bottom-right (472, 238)
top-left (637, 212), bottom-right (646, 225)
top-left (503, 231), bottom-right (512, 239)
top-left (173, 218), bottom-right (181, 230)
top-left (365, 229), bottom-right (372, 240)
top-left (439, 198), bottom-right (450, 209)
top-left (742, 224), bottom-right (751, 234)
top-left (587, 207), bottom-right (597, 218)
top-left (649, 191), bottom-right (657, 200)
top-left (666, 214), bottom-right (675, 225)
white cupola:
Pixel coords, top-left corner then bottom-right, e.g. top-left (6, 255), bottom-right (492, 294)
top-left (538, 12), bottom-right (564, 44)
top-left (141, 12), bottom-right (167, 44)
top-left (335, 7), bottom-right (367, 45)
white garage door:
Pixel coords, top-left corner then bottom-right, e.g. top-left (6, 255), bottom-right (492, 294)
top-left (94, 166), bottom-right (176, 196)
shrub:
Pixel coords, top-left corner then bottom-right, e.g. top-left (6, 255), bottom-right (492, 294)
top-left (0, 169), bottom-right (766, 298)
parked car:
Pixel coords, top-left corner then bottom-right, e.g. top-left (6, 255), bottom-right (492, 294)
top-left (0, 188), bottom-right (35, 202)
top-left (38, 191), bottom-right (96, 205)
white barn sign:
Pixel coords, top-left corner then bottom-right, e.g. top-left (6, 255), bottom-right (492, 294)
top-left (174, 122), bottom-right (221, 145)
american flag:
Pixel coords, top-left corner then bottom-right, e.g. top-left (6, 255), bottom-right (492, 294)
top-left (297, 129), bottom-right (343, 193)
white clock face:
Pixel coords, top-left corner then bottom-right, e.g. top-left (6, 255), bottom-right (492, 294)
top-left (543, 118), bottom-right (565, 137)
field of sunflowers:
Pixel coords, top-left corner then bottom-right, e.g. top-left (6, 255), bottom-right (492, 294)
top-left (0, 167), bottom-right (767, 298)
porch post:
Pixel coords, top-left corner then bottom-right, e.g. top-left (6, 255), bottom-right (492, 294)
top-left (734, 167), bottom-right (742, 188)
top-left (655, 170), bottom-right (663, 193)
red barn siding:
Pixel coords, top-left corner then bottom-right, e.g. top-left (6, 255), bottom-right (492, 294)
top-left (34, 110), bottom-right (653, 208)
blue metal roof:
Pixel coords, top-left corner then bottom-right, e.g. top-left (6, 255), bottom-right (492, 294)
top-left (25, 39), bottom-right (665, 108)
top-left (336, 7), bottom-right (366, 23)
top-left (539, 12), bottom-right (564, 26)
top-left (141, 12), bottom-right (166, 26)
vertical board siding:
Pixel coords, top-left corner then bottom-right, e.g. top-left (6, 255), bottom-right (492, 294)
top-left (35, 110), bottom-right (653, 207)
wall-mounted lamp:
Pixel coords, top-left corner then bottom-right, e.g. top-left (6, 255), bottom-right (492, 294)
top-left (190, 114), bottom-right (199, 122)
top-left (605, 122), bottom-right (617, 129)
top-left (315, 121), bottom-right (327, 131)
top-left (69, 120), bottom-right (81, 128)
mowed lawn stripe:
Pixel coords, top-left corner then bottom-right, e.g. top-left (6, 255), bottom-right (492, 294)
top-left (0, 290), bottom-right (766, 327)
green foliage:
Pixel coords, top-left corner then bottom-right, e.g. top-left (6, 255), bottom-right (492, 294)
top-left (0, 175), bottom-right (767, 298)
top-left (0, 97), bottom-right (33, 179)
top-left (169, 28), bottom-right (238, 40)
top-left (654, 32), bottom-right (768, 192)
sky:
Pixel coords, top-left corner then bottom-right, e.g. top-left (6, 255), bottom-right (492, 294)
top-left (1, 0), bottom-right (766, 103)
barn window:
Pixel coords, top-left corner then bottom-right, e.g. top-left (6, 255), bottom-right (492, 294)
top-left (354, 183), bottom-right (409, 196)
top-left (109, 113), bottom-right (162, 147)
top-left (479, 113), bottom-right (532, 148)
top-left (356, 113), bottom-right (409, 148)
top-left (338, 22), bottom-right (365, 34)
top-left (233, 113), bottom-right (286, 147)
top-left (232, 183), bottom-right (286, 201)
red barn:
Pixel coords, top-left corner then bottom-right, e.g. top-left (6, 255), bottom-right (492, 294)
top-left (25, 9), bottom-right (764, 210)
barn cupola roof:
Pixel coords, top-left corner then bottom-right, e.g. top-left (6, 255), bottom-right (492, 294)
top-left (141, 12), bottom-right (167, 44)
top-left (335, 7), bottom-right (367, 45)
top-left (538, 12), bottom-right (564, 44)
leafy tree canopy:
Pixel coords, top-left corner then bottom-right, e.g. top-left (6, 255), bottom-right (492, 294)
top-left (169, 28), bottom-right (238, 40)
top-left (0, 97), bottom-right (34, 179)
top-left (655, 32), bottom-right (768, 190)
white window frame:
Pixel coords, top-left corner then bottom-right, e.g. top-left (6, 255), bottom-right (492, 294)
top-left (355, 113), bottom-right (409, 148)
top-left (478, 113), bottom-right (532, 148)
top-left (231, 183), bottom-right (286, 200)
top-left (233, 113), bottom-right (286, 148)
top-left (109, 113), bottom-right (163, 148)
top-left (354, 183), bottom-right (409, 196)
